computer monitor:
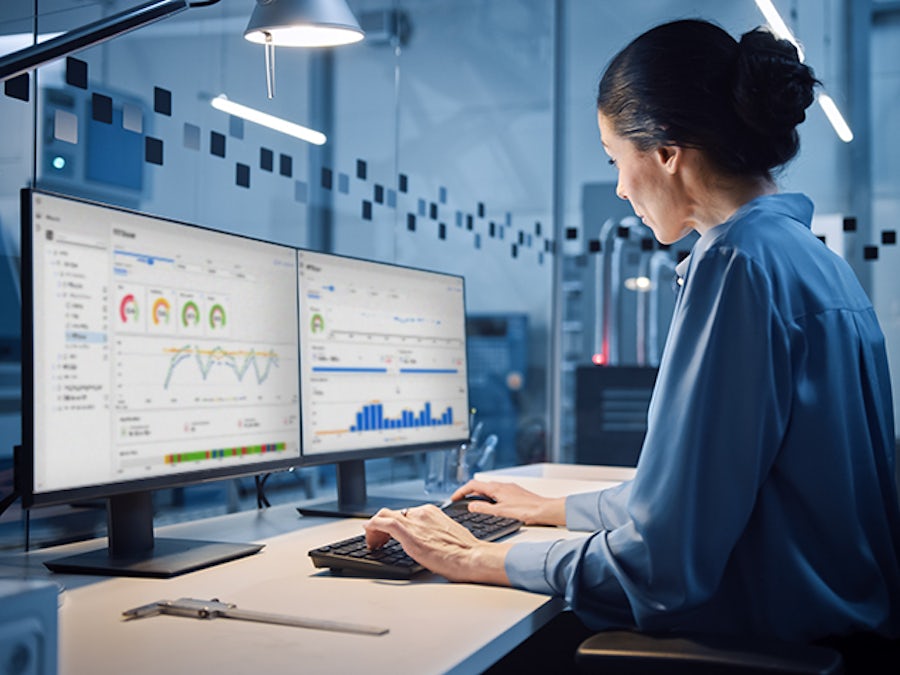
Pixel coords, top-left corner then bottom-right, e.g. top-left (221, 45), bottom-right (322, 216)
top-left (295, 249), bottom-right (470, 517)
top-left (18, 189), bottom-right (301, 577)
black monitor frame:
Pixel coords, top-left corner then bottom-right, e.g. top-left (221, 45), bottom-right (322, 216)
top-left (294, 249), bottom-right (471, 518)
top-left (19, 188), bottom-right (302, 577)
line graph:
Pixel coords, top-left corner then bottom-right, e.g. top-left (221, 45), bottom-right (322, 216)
top-left (162, 344), bottom-right (280, 389)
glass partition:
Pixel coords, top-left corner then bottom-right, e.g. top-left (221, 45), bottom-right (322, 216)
top-left (0, 0), bottom-right (556, 551)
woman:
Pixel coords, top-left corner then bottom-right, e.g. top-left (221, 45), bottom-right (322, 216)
top-left (365, 19), bottom-right (900, 647)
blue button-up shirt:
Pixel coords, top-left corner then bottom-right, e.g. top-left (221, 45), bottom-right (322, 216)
top-left (507, 193), bottom-right (900, 641)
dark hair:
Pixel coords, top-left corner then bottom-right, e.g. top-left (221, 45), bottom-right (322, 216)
top-left (596, 19), bottom-right (819, 177)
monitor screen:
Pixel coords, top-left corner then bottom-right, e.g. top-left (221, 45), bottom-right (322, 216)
top-left (296, 249), bottom-right (470, 516)
top-left (20, 189), bottom-right (301, 576)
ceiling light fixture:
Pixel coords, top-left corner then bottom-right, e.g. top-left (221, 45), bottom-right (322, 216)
top-left (816, 93), bottom-right (854, 143)
top-left (244, 0), bottom-right (364, 98)
top-left (753, 0), bottom-right (853, 143)
top-left (211, 94), bottom-right (326, 145)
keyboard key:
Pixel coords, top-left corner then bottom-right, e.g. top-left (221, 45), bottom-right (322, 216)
top-left (308, 503), bottom-right (524, 578)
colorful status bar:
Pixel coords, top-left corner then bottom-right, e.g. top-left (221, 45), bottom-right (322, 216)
top-left (164, 441), bottom-right (287, 464)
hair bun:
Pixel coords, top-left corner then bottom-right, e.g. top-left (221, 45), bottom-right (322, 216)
top-left (733, 28), bottom-right (818, 138)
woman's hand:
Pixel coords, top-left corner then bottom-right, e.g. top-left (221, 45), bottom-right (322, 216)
top-left (364, 505), bottom-right (512, 585)
top-left (449, 480), bottom-right (567, 526)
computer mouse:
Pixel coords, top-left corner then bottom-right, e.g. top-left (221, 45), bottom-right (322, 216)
top-left (441, 494), bottom-right (497, 514)
top-left (459, 493), bottom-right (496, 505)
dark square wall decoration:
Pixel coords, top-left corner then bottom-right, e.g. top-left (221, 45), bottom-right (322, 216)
top-left (236, 163), bottom-right (250, 188)
top-left (145, 137), bottom-right (163, 165)
top-left (5, 73), bottom-right (29, 101)
top-left (210, 131), bottom-right (226, 158)
top-left (260, 147), bottom-right (274, 172)
top-left (154, 86), bottom-right (172, 116)
top-left (92, 93), bottom-right (113, 124)
top-left (66, 57), bottom-right (87, 89)
top-left (280, 154), bottom-right (293, 177)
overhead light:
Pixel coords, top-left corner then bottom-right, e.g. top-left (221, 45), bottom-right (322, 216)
top-left (211, 94), bottom-right (326, 145)
top-left (244, 0), bottom-right (364, 98)
top-left (817, 93), bottom-right (854, 143)
top-left (244, 0), bottom-right (364, 47)
top-left (753, 0), bottom-right (853, 143)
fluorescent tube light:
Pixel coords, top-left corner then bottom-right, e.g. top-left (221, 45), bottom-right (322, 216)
top-left (211, 95), bottom-right (326, 145)
top-left (817, 93), bottom-right (854, 143)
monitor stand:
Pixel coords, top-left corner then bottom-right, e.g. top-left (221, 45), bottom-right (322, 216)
top-left (297, 459), bottom-right (433, 518)
top-left (43, 492), bottom-right (262, 578)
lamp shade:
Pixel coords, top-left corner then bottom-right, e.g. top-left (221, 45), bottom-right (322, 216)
top-left (244, 0), bottom-right (364, 47)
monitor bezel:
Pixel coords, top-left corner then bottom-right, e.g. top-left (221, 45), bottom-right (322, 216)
top-left (19, 187), bottom-right (303, 509)
top-left (292, 247), bottom-right (471, 470)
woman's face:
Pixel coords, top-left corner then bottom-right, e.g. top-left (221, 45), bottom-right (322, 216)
top-left (598, 112), bottom-right (693, 245)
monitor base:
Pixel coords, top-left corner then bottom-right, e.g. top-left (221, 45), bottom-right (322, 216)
top-left (44, 538), bottom-right (263, 578)
top-left (297, 495), bottom-right (435, 519)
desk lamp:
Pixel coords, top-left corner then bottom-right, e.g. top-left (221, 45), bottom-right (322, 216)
top-left (243, 0), bottom-right (365, 97)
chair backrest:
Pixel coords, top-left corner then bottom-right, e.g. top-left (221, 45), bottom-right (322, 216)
top-left (575, 630), bottom-right (844, 675)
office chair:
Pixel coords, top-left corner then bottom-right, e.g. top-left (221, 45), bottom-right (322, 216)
top-left (575, 629), bottom-right (900, 674)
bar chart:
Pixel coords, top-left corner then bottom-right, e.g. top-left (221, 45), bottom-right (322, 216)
top-left (348, 401), bottom-right (454, 432)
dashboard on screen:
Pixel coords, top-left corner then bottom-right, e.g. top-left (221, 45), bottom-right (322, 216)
top-left (294, 249), bottom-right (470, 516)
top-left (296, 249), bottom-right (470, 465)
top-left (23, 190), bottom-right (301, 506)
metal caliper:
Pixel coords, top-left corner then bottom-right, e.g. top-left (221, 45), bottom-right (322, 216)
top-left (123, 597), bottom-right (389, 636)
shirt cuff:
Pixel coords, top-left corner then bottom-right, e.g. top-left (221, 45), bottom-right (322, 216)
top-left (566, 491), bottom-right (604, 531)
top-left (505, 540), bottom-right (560, 595)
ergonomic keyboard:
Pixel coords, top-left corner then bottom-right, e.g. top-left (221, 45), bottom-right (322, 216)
top-left (308, 500), bottom-right (523, 579)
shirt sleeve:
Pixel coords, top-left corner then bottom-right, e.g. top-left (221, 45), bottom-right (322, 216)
top-left (506, 246), bottom-right (793, 631)
top-left (565, 480), bottom-right (634, 532)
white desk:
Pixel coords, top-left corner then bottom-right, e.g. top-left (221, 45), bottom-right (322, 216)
top-left (0, 464), bottom-right (630, 675)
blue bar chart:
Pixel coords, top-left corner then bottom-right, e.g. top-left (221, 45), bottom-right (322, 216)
top-left (349, 401), bottom-right (453, 432)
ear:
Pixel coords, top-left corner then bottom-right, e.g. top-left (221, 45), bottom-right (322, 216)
top-left (655, 145), bottom-right (682, 174)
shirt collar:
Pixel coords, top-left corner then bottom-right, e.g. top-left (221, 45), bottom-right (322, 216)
top-left (673, 193), bottom-right (813, 282)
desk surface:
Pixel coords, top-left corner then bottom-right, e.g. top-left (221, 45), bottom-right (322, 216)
top-left (0, 464), bottom-right (628, 675)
